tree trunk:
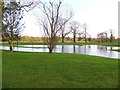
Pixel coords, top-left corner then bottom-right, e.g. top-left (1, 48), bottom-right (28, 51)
top-left (62, 36), bottom-right (64, 43)
top-left (85, 35), bottom-right (87, 43)
top-left (106, 35), bottom-right (107, 42)
top-left (110, 35), bottom-right (112, 43)
top-left (106, 38), bottom-right (107, 42)
top-left (110, 39), bottom-right (112, 42)
top-left (78, 36), bottom-right (81, 41)
top-left (73, 33), bottom-right (76, 43)
top-left (49, 49), bottom-right (53, 53)
top-left (8, 40), bottom-right (13, 51)
top-left (48, 45), bottom-right (53, 53)
top-left (17, 40), bottom-right (18, 47)
top-left (10, 46), bottom-right (12, 51)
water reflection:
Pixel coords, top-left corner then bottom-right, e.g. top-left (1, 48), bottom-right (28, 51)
top-left (110, 47), bottom-right (113, 51)
top-left (0, 45), bottom-right (119, 59)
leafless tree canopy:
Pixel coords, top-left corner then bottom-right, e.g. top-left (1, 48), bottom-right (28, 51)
top-left (97, 29), bottom-right (115, 42)
top-left (59, 18), bottom-right (72, 43)
top-left (82, 23), bottom-right (89, 43)
top-left (36, 0), bottom-right (73, 53)
top-left (109, 29), bottom-right (115, 42)
top-left (70, 21), bottom-right (80, 43)
top-left (97, 32), bottom-right (108, 42)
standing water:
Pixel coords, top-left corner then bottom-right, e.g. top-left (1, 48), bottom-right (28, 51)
top-left (0, 45), bottom-right (119, 59)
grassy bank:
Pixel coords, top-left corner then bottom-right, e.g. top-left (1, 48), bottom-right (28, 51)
top-left (1, 41), bottom-right (119, 47)
top-left (112, 49), bottom-right (120, 52)
top-left (2, 51), bottom-right (118, 88)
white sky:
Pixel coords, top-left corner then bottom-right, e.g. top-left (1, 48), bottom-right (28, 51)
top-left (22, 0), bottom-right (119, 38)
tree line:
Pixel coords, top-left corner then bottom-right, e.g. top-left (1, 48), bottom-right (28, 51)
top-left (97, 29), bottom-right (115, 42)
top-left (1, 0), bottom-right (116, 53)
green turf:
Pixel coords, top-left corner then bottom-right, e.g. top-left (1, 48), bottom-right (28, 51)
top-left (2, 51), bottom-right (118, 88)
top-left (1, 41), bottom-right (119, 47)
top-left (112, 49), bottom-right (120, 52)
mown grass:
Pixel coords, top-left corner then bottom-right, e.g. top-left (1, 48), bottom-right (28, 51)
top-left (2, 50), bottom-right (118, 88)
top-left (58, 41), bottom-right (119, 46)
top-left (1, 41), bottom-right (119, 47)
top-left (112, 49), bottom-right (120, 52)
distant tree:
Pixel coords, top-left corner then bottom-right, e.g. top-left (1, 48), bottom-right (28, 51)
top-left (87, 34), bottom-right (91, 42)
top-left (82, 23), bottom-right (89, 43)
top-left (77, 29), bottom-right (83, 41)
top-left (70, 21), bottom-right (80, 43)
top-left (109, 29), bottom-right (115, 42)
top-left (60, 18), bottom-right (71, 43)
top-left (66, 37), bottom-right (71, 41)
top-left (97, 32), bottom-right (108, 42)
top-left (104, 32), bottom-right (108, 42)
top-left (36, 1), bottom-right (73, 53)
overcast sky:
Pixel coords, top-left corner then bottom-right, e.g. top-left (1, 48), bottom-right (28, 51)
top-left (22, 0), bottom-right (119, 38)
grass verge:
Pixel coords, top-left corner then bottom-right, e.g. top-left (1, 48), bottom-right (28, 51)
top-left (112, 49), bottom-right (120, 52)
top-left (1, 41), bottom-right (120, 47)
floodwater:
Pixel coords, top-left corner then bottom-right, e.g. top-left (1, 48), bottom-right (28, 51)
top-left (0, 45), bottom-right (120, 59)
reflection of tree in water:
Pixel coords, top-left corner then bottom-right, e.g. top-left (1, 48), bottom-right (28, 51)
top-left (78, 45), bottom-right (87, 53)
top-left (62, 45), bottom-right (68, 53)
top-left (73, 45), bottom-right (76, 53)
top-left (105, 47), bottom-right (107, 50)
top-left (62, 45), bottom-right (64, 53)
top-left (84, 45), bottom-right (87, 53)
top-left (88, 45), bottom-right (91, 48)
top-left (97, 46), bottom-right (108, 50)
top-left (78, 45), bottom-right (81, 53)
top-left (43, 46), bottom-right (46, 52)
top-left (110, 47), bottom-right (113, 51)
top-left (108, 47), bottom-right (114, 57)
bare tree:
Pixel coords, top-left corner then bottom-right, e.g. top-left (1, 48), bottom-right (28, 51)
top-left (104, 32), bottom-right (108, 42)
top-left (70, 21), bottom-right (80, 43)
top-left (87, 34), bottom-right (91, 42)
top-left (60, 18), bottom-right (71, 43)
top-left (97, 32), bottom-right (108, 42)
top-left (109, 29), bottom-right (115, 42)
top-left (82, 23), bottom-right (89, 43)
top-left (77, 25), bottom-right (83, 41)
top-left (36, 1), bottom-right (73, 53)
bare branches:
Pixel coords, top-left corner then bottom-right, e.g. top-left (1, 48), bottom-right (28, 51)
top-left (97, 29), bottom-right (115, 42)
top-left (18, 0), bottom-right (39, 12)
top-left (36, 0), bottom-right (73, 53)
top-left (40, 2), bottom-right (52, 26)
top-left (97, 32), bottom-right (108, 42)
top-left (59, 18), bottom-right (72, 42)
top-left (82, 23), bottom-right (88, 43)
top-left (69, 21), bottom-right (80, 43)
top-left (109, 29), bottom-right (115, 42)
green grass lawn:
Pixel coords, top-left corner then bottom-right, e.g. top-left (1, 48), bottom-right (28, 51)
top-left (112, 49), bottom-right (120, 52)
top-left (2, 51), bottom-right (118, 88)
top-left (1, 41), bottom-right (119, 47)
top-left (58, 41), bottom-right (119, 46)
